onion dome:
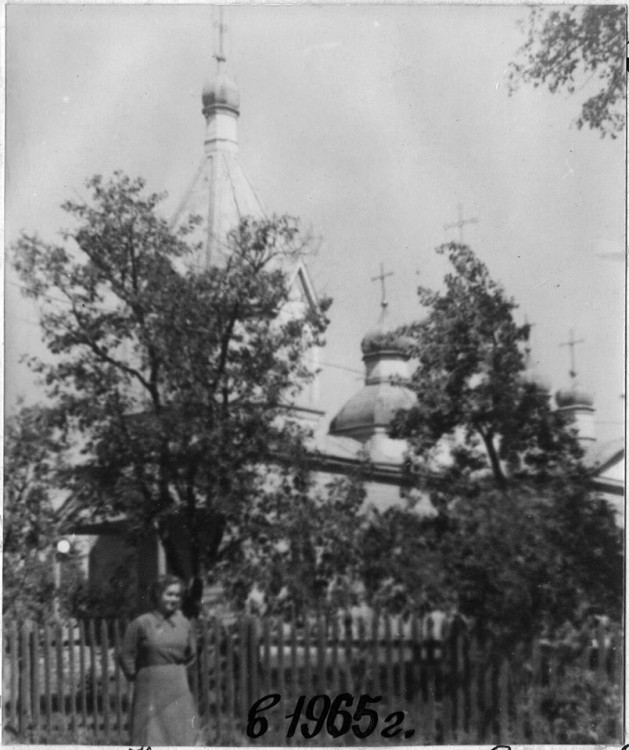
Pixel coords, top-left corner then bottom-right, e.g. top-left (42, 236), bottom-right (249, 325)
top-left (361, 326), bottom-right (414, 357)
top-left (555, 385), bottom-right (594, 409)
top-left (329, 381), bottom-right (416, 438)
top-left (202, 68), bottom-right (240, 117)
top-left (330, 302), bottom-right (416, 441)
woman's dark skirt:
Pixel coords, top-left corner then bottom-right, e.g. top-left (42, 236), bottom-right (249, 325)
top-left (131, 664), bottom-right (199, 746)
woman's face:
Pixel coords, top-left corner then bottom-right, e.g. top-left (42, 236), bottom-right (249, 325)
top-left (158, 583), bottom-right (182, 616)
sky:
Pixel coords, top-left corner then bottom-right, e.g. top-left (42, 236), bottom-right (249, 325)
top-left (5, 3), bottom-right (626, 445)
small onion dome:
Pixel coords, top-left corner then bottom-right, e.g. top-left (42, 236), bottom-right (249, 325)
top-left (555, 385), bottom-right (594, 409)
top-left (202, 69), bottom-right (240, 116)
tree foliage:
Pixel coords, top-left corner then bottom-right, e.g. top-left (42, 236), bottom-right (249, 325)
top-left (508, 5), bottom-right (626, 137)
top-left (390, 242), bottom-right (582, 490)
top-left (12, 172), bottom-right (332, 614)
top-left (363, 243), bottom-right (622, 649)
top-left (3, 405), bottom-right (62, 618)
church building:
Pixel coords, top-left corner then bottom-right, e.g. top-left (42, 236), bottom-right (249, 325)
top-left (62, 28), bottom-right (624, 609)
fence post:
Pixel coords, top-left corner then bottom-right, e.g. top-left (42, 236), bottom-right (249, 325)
top-left (31, 622), bottom-right (41, 740)
top-left (88, 619), bottom-right (98, 740)
top-left (113, 619), bottom-right (123, 743)
top-left (225, 623), bottom-right (236, 742)
top-left (212, 618), bottom-right (222, 741)
top-left (78, 620), bottom-right (88, 733)
top-left (67, 621), bottom-right (76, 739)
top-left (19, 622), bottom-right (31, 737)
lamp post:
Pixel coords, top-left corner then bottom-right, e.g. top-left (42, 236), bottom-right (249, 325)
top-left (53, 537), bottom-right (73, 620)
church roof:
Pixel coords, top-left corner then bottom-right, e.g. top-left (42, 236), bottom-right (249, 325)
top-left (170, 147), bottom-right (266, 269)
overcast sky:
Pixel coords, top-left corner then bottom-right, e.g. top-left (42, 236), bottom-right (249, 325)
top-left (5, 4), bottom-right (626, 444)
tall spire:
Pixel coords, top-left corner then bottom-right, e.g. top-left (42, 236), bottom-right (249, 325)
top-left (202, 7), bottom-right (240, 129)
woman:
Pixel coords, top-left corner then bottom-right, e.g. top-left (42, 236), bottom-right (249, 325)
top-left (120, 575), bottom-right (199, 745)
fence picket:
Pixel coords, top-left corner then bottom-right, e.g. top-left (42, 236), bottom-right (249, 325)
top-left (78, 620), bottom-right (88, 733)
top-left (113, 619), bottom-right (123, 743)
top-left (8, 622), bottom-right (18, 730)
top-left (239, 617), bottom-right (249, 736)
top-left (55, 621), bottom-right (65, 733)
top-left (225, 624), bottom-right (236, 741)
top-left (43, 623), bottom-right (52, 737)
top-left (468, 636), bottom-right (480, 743)
top-left (383, 615), bottom-right (393, 705)
top-left (396, 616), bottom-right (405, 708)
top-left (276, 618), bottom-right (285, 705)
top-left (100, 620), bottom-right (110, 742)
top-left (316, 615), bottom-right (326, 695)
top-left (67, 621), bottom-right (76, 737)
top-left (303, 617), bottom-right (312, 696)
top-left (370, 613), bottom-right (380, 697)
top-left (249, 618), bottom-right (259, 711)
top-left (31, 623), bottom-right (41, 738)
top-left (262, 616), bottom-right (271, 699)
top-left (88, 619), bottom-right (98, 740)
top-left (212, 618), bottom-right (222, 741)
top-left (498, 658), bottom-right (509, 741)
top-left (19, 622), bottom-right (31, 736)
top-left (425, 661), bottom-right (436, 743)
top-left (289, 617), bottom-right (298, 705)
top-left (330, 615), bottom-right (339, 698)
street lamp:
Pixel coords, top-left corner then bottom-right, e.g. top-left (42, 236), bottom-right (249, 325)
top-left (53, 537), bottom-right (75, 620)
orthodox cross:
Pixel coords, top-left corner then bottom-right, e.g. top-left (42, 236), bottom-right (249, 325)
top-left (371, 263), bottom-right (394, 309)
top-left (444, 203), bottom-right (478, 243)
top-left (213, 6), bottom-right (227, 64)
top-left (559, 329), bottom-right (585, 381)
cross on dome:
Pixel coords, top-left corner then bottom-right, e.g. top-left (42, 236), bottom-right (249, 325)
top-left (371, 262), bottom-right (394, 311)
top-left (560, 328), bottom-right (585, 381)
top-left (443, 203), bottom-right (478, 243)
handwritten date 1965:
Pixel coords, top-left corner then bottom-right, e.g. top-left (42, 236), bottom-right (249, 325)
top-left (247, 693), bottom-right (415, 740)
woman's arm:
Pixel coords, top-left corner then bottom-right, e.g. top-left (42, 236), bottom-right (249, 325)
top-left (184, 618), bottom-right (197, 667)
top-left (119, 618), bottom-right (141, 681)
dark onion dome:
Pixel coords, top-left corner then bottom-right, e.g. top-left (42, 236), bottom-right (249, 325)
top-left (202, 68), bottom-right (240, 116)
top-left (329, 382), bottom-right (416, 436)
top-left (555, 384), bottom-right (594, 408)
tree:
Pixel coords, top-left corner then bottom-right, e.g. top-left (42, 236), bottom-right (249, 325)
top-left (508, 5), bottom-right (626, 137)
top-left (222, 466), bottom-right (369, 617)
top-left (13, 172), bottom-right (331, 615)
top-left (3, 404), bottom-right (62, 619)
top-left (390, 242), bottom-right (582, 490)
top-left (362, 243), bottom-right (622, 649)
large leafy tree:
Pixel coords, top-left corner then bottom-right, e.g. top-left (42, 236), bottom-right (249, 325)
top-left (508, 5), bottom-right (626, 137)
top-left (363, 243), bottom-right (622, 649)
top-left (13, 172), bottom-right (332, 614)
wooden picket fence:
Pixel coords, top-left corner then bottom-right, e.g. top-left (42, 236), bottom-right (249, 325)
top-left (3, 615), bottom-right (623, 745)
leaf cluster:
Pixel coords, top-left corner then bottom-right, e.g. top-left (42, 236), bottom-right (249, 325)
top-left (508, 5), bottom-right (626, 137)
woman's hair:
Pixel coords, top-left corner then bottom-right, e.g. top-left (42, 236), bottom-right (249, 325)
top-left (149, 574), bottom-right (184, 608)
